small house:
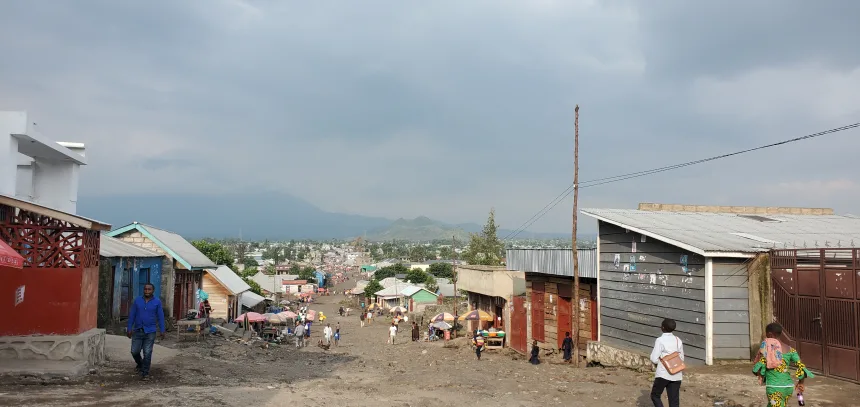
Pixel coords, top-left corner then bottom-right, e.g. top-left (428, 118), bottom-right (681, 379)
top-left (456, 264), bottom-right (525, 334)
top-left (107, 222), bottom-right (216, 321)
top-left (282, 279), bottom-right (315, 294)
top-left (98, 234), bottom-right (164, 329)
top-left (401, 286), bottom-right (439, 312)
top-left (581, 202), bottom-right (860, 380)
top-left (203, 265), bottom-right (251, 321)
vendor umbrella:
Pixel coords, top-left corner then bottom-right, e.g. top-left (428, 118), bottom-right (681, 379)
top-left (234, 312), bottom-right (265, 323)
top-left (431, 312), bottom-right (455, 322)
top-left (0, 240), bottom-right (24, 269)
top-left (458, 309), bottom-right (494, 322)
top-left (262, 313), bottom-right (285, 324)
top-left (278, 311), bottom-right (297, 319)
top-left (389, 306), bottom-right (407, 314)
top-left (431, 321), bottom-right (452, 330)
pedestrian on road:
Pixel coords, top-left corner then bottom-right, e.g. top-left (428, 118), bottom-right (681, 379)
top-left (323, 323), bottom-right (333, 345)
top-left (359, 312), bottom-right (365, 328)
top-left (649, 318), bottom-right (684, 407)
top-left (411, 321), bottom-right (419, 342)
top-left (388, 322), bottom-right (397, 344)
top-left (334, 325), bottom-right (340, 346)
top-left (753, 323), bottom-right (813, 407)
top-left (126, 283), bottom-right (165, 381)
top-left (294, 322), bottom-right (306, 348)
top-left (561, 332), bottom-right (573, 363)
top-left (473, 331), bottom-right (485, 360)
top-left (529, 341), bottom-right (541, 365)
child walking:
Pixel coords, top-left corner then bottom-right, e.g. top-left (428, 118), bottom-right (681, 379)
top-left (753, 323), bottom-right (813, 407)
top-left (649, 318), bottom-right (684, 407)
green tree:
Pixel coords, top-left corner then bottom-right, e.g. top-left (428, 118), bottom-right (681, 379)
top-left (438, 246), bottom-right (454, 259)
top-left (425, 276), bottom-right (438, 294)
top-left (463, 209), bottom-right (504, 266)
top-left (192, 240), bottom-right (235, 268)
top-left (409, 245), bottom-right (428, 262)
top-left (428, 262), bottom-right (454, 279)
top-left (243, 258), bottom-right (260, 268)
top-left (363, 279), bottom-right (383, 299)
top-left (404, 268), bottom-right (431, 284)
top-left (374, 263), bottom-right (408, 280)
top-left (298, 266), bottom-right (317, 284)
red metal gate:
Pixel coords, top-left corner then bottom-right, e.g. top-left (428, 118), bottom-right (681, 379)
top-left (511, 296), bottom-right (528, 354)
top-left (771, 249), bottom-right (860, 383)
top-left (557, 295), bottom-right (572, 348)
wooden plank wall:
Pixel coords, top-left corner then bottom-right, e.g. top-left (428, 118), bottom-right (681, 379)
top-left (713, 260), bottom-right (752, 359)
top-left (202, 274), bottom-right (230, 320)
top-left (598, 221), bottom-right (707, 364)
top-left (526, 274), bottom-right (594, 351)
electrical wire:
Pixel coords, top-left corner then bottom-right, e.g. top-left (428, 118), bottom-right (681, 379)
top-left (502, 122), bottom-right (860, 241)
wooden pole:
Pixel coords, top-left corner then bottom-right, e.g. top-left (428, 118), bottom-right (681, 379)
top-left (452, 234), bottom-right (459, 338)
top-left (572, 104), bottom-right (581, 366)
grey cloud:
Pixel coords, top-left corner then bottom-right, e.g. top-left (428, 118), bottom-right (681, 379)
top-left (1, 1), bottom-right (858, 234)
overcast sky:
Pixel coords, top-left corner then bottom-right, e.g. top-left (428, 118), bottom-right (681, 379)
top-left (2, 1), bottom-right (859, 234)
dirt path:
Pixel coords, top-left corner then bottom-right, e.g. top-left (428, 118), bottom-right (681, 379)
top-left (1, 273), bottom-right (858, 407)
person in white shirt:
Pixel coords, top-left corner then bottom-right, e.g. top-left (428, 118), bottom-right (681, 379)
top-left (323, 324), bottom-right (333, 346)
top-left (388, 322), bottom-right (398, 344)
top-left (649, 318), bottom-right (684, 407)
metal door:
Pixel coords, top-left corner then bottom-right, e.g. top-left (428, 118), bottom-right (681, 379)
top-left (511, 296), bottom-right (527, 354)
top-left (557, 296), bottom-right (572, 348)
top-left (771, 249), bottom-right (860, 383)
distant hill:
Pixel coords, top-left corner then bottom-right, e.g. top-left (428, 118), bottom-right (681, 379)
top-left (78, 191), bottom-right (392, 240)
top-left (78, 191), bottom-right (572, 241)
top-left (365, 216), bottom-right (571, 241)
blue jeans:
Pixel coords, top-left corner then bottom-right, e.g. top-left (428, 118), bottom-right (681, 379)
top-left (131, 330), bottom-right (156, 376)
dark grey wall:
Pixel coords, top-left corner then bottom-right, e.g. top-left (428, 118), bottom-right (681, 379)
top-left (713, 260), bottom-right (751, 359)
top-left (598, 221), bottom-right (707, 364)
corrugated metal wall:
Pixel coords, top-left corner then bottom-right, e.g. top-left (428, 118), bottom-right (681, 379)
top-left (506, 248), bottom-right (597, 278)
top-left (597, 221), bottom-right (707, 364)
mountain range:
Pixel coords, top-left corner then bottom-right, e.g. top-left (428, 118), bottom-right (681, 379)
top-left (77, 191), bottom-right (570, 241)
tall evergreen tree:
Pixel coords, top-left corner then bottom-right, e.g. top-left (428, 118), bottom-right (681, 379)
top-left (464, 209), bottom-right (504, 266)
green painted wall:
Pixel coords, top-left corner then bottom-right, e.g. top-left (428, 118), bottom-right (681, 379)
top-left (409, 289), bottom-right (438, 304)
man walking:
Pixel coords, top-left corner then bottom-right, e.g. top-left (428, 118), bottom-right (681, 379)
top-left (294, 322), bottom-right (306, 348)
top-left (323, 323), bottom-right (333, 346)
top-left (127, 283), bottom-right (165, 381)
top-left (388, 322), bottom-right (397, 344)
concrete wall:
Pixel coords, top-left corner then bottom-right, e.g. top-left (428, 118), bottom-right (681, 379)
top-left (0, 111), bottom-right (85, 214)
top-left (456, 265), bottom-right (526, 298)
top-left (0, 328), bottom-right (105, 367)
top-left (598, 221), bottom-right (707, 365)
top-left (713, 260), bottom-right (752, 360)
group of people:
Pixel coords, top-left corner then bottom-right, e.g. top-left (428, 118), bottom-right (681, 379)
top-left (645, 318), bottom-right (812, 407)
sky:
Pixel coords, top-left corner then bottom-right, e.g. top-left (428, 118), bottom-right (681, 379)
top-left (1, 0), bottom-right (859, 234)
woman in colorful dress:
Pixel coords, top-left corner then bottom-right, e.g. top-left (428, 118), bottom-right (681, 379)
top-left (752, 323), bottom-right (813, 407)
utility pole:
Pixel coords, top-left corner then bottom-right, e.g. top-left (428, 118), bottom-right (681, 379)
top-left (452, 234), bottom-right (459, 339)
top-left (572, 104), bottom-right (582, 366)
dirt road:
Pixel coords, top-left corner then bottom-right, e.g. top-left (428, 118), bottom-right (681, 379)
top-left (1, 275), bottom-right (858, 407)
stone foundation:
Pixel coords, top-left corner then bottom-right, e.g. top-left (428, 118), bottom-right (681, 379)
top-left (587, 340), bottom-right (653, 372)
top-left (0, 328), bottom-right (105, 367)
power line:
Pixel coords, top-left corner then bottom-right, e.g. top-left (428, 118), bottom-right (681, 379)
top-left (502, 122), bottom-right (860, 241)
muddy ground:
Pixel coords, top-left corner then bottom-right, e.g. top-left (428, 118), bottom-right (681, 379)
top-left (1, 276), bottom-right (858, 407)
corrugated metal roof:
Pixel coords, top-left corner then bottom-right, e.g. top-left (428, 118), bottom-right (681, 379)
top-left (401, 286), bottom-right (437, 297)
top-left (239, 291), bottom-right (264, 309)
top-left (506, 248), bottom-right (598, 278)
top-left (100, 234), bottom-right (161, 258)
top-left (374, 284), bottom-right (420, 298)
top-left (141, 224), bottom-right (216, 268)
top-left (581, 208), bottom-right (860, 255)
top-left (206, 265), bottom-right (251, 295)
top-left (437, 283), bottom-right (458, 297)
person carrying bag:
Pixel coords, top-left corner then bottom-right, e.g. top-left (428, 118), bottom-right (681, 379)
top-left (649, 318), bottom-right (685, 407)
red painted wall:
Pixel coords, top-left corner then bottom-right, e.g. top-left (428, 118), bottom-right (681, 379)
top-left (0, 265), bottom-right (94, 336)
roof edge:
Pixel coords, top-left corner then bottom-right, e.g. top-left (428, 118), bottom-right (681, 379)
top-left (107, 223), bottom-right (194, 270)
top-left (581, 210), bottom-right (707, 256)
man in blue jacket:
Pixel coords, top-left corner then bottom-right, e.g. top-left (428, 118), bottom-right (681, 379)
top-left (127, 283), bottom-right (165, 381)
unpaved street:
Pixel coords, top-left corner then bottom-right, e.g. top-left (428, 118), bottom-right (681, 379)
top-left (1, 277), bottom-right (858, 407)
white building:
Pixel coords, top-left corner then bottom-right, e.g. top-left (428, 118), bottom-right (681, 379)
top-left (0, 111), bottom-right (87, 214)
